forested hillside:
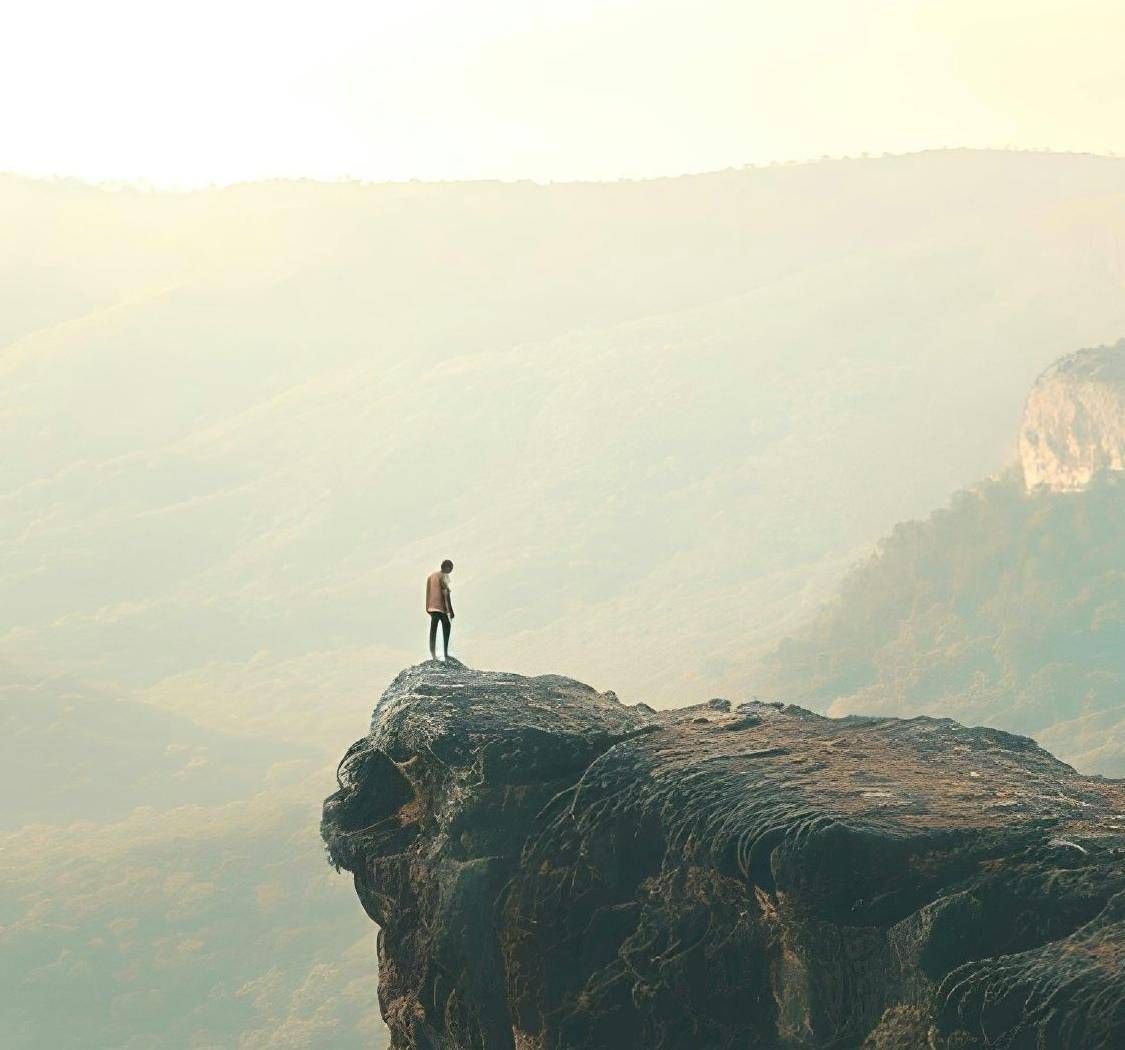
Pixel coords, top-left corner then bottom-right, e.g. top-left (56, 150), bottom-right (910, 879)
top-left (757, 470), bottom-right (1125, 773)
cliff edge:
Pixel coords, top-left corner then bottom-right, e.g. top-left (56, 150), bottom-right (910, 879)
top-left (322, 662), bottom-right (1125, 1049)
top-left (1019, 341), bottom-right (1125, 491)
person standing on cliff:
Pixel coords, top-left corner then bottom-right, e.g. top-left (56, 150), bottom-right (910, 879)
top-left (426, 560), bottom-right (455, 661)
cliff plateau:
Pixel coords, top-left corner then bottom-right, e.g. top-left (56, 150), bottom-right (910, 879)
top-left (323, 662), bottom-right (1125, 1049)
top-left (1020, 342), bottom-right (1125, 492)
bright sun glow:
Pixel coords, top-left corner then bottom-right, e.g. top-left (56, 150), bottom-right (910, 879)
top-left (4, 0), bottom-right (1125, 186)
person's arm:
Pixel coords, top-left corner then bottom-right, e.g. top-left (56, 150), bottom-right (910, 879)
top-left (442, 579), bottom-right (454, 618)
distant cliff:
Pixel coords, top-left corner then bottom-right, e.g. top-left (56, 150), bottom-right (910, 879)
top-left (1020, 342), bottom-right (1125, 491)
top-left (323, 662), bottom-right (1125, 1049)
top-left (754, 342), bottom-right (1125, 778)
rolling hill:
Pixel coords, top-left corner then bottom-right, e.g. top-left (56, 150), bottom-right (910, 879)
top-left (5, 151), bottom-right (1125, 724)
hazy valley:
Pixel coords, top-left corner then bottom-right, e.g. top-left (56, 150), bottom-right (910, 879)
top-left (5, 150), bottom-right (1125, 1047)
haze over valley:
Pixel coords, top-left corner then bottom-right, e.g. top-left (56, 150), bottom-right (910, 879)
top-left (5, 150), bottom-right (1125, 1048)
top-left (7, 151), bottom-right (1125, 729)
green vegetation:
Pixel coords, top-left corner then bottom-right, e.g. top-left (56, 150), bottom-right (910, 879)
top-left (0, 673), bottom-right (311, 829)
top-left (758, 470), bottom-right (1125, 774)
top-left (0, 782), bottom-right (387, 1050)
top-left (0, 668), bottom-right (386, 1048)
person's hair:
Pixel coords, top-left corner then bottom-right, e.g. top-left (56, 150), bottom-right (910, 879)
top-left (441, 559), bottom-right (454, 572)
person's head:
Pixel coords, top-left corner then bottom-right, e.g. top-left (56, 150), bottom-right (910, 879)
top-left (441, 559), bottom-right (454, 573)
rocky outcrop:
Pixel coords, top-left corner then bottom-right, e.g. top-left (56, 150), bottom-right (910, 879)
top-left (1019, 342), bottom-right (1125, 491)
top-left (322, 661), bottom-right (1125, 1049)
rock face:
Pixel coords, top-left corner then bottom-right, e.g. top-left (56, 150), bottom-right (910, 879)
top-left (322, 662), bottom-right (1125, 1049)
top-left (1019, 342), bottom-right (1125, 491)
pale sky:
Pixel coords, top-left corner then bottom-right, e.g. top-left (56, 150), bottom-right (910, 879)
top-left (3, 0), bottom-right (1124, 186)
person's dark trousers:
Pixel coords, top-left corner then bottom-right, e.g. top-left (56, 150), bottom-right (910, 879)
top-left (429, 611), bottom-right (451, 659)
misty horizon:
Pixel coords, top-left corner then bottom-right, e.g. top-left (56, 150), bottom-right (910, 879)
top-left (6, 144), bottom-right (1125, 194)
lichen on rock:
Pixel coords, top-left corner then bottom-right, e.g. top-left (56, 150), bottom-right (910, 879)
top-left (322, 661), bottom-right (1125, 1049)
